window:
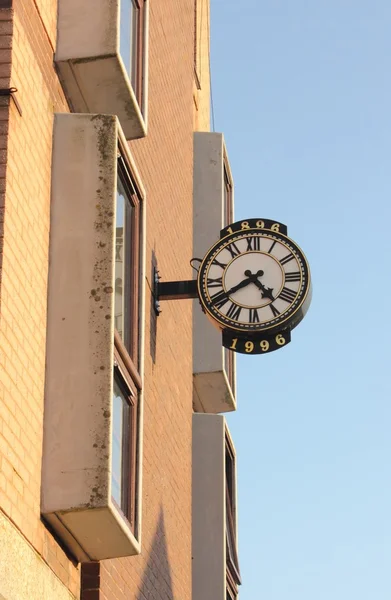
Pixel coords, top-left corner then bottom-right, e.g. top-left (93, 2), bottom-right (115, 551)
top-left (56, 0), bottom-right (148, 140)
top-left (192, 415), bottom-right (240, 600)
top-left (120, 0), bottom-right (146, 107)
top-left (223, 160), bottom-right (233, 228)
top-left (193, 133), bottom-right (236, 415)
top-left (112, 148), bottom-right (142, 533)
top-left (226, 434), bottom-right (241, 596)
top-left (112, 372), bottom-right (131, 512)
top-left (115, 156), bottom-right (140, 360)
top-left (223, 157), bottom-right (235, 392)
top-left (224, 347), bottom-right (235, 392)
top-left (43, 114), bottom-right (144, 560)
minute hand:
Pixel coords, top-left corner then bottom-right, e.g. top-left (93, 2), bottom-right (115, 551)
top-left (211, 278), bottom-right (252, 305)
top-left (253, 279), bottom-right (274, 301)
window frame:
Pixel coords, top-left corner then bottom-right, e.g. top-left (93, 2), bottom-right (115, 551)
top-left (120, 0), bottom-right (146, 109)
top-left (226, 581), bottom-right (238, 600)
top-left (224, 346), bottom-right (235, 392)
top-left (112, 142), bottom-right (143, 535)
top-left (111, 366), bottom-right (132, 515)
top-left (112, 341), bottom-right (139, 532)
top-left (116, 151), bottom-right (141, 366)
top-left (223, 155), bottom-right (233, 229)
top-left (225, 432), bottom-right (241, 591)
top-left (223, 154), bottom-right (235, 393)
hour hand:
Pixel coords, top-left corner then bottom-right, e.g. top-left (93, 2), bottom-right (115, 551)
top-left (226, 277), bottom-right (254, 296)
top-left (210, 278), bottom-right (252, 306)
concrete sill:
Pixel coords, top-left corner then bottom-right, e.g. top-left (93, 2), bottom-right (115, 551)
top-left (43, 501), bottom-right (141, 562)
top-left (42, 114), bottom-right (144, 564)
top-left (56, 55), bottom-right (146, 141)
top-left (193, 370), bottom-right (236, 414)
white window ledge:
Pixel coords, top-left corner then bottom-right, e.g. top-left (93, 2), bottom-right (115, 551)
top-left (193, 132), bottom-right (236, 413)
top-left (56, 0), bottom-right (148, 140)
top-left (41, 114), bottom-right (145, 561)
top-left (192, 415), bottom-right (239, 600)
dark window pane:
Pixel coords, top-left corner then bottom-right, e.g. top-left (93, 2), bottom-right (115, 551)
top-left (223, 166), bottom-right (232, 226)
top-left (224, 347), bottom-right (234, 391)
top-left (120, 0), bottom-right (140, 94)
top-left (111, 374), bottom-right (130, 515)
top-left (115, 185), bottom-right (125, 340)
top-left (226, 439), bottom-right (241, 584)
top-left (225, 445), bottom-right (234, 501)
top-left (120, 0), bottom-right (133, 74)
top-left (115, 171), bottom-right (134, 352)
top-left (131, 6), bottom-right (140, 93)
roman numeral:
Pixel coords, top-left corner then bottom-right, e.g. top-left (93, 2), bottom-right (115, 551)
top-left (226, 303), bottom-right (242, 321)
top-left (207, 277), bottom-right (223, 288)
top-left (249, 308), bottom-right (260, 323)
top-left (246, 236), bottom-right (260, 251)
top-left (284, 271), bottom-right (301, 282)
top-left (268, 240), bottom-right (277, 254)
top-left (270, 304), bottom-right (280, 317)
top-left (226, 242), bottom-right (241, 259)
top-left (210, 289), bottom-right (229, 308)
top-left (278, 287), bottom-right (296, 303)
top-left (280, 253), bottom-right (294, 266)
top-left (214, 297), bottom-right (229, 310)
top-left (212, 258), bottom-right (228, 269)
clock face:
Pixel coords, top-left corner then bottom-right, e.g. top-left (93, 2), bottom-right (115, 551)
top-left (197, 225), bottom-right (311, 334)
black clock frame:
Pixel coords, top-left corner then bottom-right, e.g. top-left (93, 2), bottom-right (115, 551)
top-left (197, 220), bottom-right (311, 336)
top-left (222, 329), bottom-right (292, 355)
top-left (153, 218), bottom-right (311, 355)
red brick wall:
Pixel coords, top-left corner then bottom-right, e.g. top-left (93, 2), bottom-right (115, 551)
top-left (0, 0), bottom-right (80, 595)
top-left (93, 2), bottom-right (196, 599)
top-left (0, 0), bottom-right (196, 597)
top-left (0, 6), bottom-right (12, 301)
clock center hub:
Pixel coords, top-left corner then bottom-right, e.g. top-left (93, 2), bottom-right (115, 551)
top-left (223, 252), bottom-right (284, 308)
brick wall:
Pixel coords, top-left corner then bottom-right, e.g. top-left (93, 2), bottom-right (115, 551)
top-left (33, 0), bottom-right (57, 46)
top-left (1, 0), bottom-right (200, 597)
top-left (92, 1), bottom-right (196, 599)
top-left (0, 6), bottom-right (12, 310)
top-left (0, 0), bottom-right (79, 596)
top-left (194, 0), bottom-right (211, 131)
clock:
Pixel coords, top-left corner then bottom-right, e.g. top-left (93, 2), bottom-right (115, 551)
top-left (197, 218), bottom-right (312, 337)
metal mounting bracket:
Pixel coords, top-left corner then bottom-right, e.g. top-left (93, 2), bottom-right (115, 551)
top-left (153, 268), bottom-right (198, 315)
top-left (0, 87), bottom-right (22, 116)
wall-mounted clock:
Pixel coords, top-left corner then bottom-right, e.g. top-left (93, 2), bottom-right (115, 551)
top-left (197, 218), bottom-right (312, 353)
top-left (154, 218), bottom-right (312, 355)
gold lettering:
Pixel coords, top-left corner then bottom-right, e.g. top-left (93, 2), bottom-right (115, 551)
top-left (230, 338), bottom-right (238, 350)
top-left (245, 341), bottom-right (254, 353)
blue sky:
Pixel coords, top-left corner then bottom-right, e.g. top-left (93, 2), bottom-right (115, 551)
top-left (211, 2), bottom-right (391, 598)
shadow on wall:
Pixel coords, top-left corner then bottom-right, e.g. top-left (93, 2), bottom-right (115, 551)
top-left (150, 248), bottom-right (158, 364)
top-left (137, 506), bottom-right (174, 599)
top-left (81, 507), bottom-right (175, 599)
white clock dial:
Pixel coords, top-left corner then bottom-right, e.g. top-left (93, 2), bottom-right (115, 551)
top-left (198, 227), bottom-right (311, 334)
top-left (223, 252), bottom-right (284, 308)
